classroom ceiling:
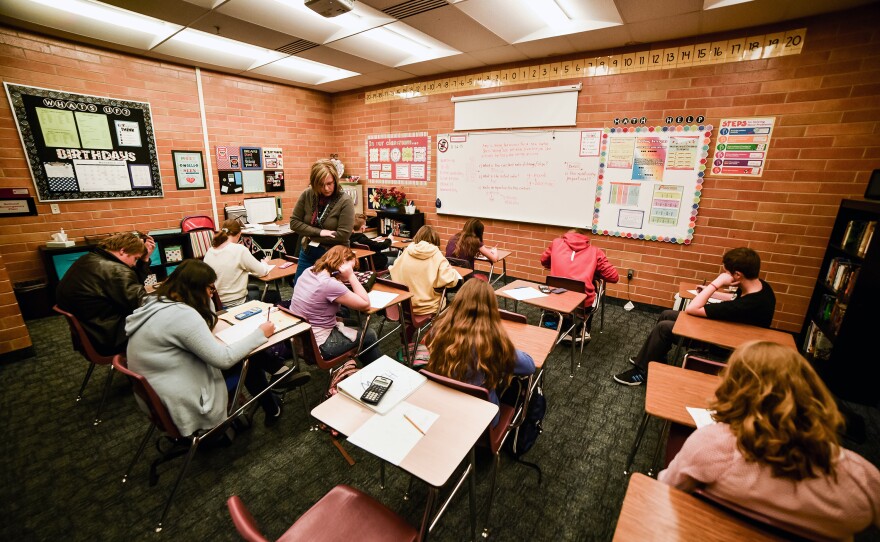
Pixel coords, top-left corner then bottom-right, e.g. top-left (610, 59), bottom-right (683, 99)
top-left (0, 0), bottom-right (876, 93)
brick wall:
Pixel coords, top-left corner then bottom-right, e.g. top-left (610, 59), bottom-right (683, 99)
top-left (333, 4), bottom-right (880, 332)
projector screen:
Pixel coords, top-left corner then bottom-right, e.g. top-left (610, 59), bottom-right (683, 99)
top-left (244, 196), bottom-right (278, 223)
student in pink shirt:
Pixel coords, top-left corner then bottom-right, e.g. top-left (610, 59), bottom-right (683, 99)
top-left (659, 341), bottom-right (880, 540)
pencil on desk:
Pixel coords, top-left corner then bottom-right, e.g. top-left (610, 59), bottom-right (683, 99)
top-left (404, 413), bottom-right (426, 435)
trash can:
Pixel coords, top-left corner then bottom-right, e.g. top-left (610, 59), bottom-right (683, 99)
top-left (12, 280), bottom-right (53, 320)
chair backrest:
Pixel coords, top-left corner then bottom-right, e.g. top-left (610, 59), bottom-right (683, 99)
top-left (189, 230), bottom-right (214, 259)
top-left (111, 354), bottom-right (184, 439)
top-left (445, 256), bottom-right (472, 269)
top-left (499, 309), bottom-right (527, 324)
top-left (592, 278), bottom-right (606, 311)
top-left (52, 305), bottom-right (113, 365)
top-left (376, 277), bottom-right (410, 323)
top-left (546, 275), bottom-right (586, 293)
top-left (226, 495), bottom-right (271, 542)
top-left (420, 369), bottom-right (490, 402)
top-left (284, 309), bottom-right (356, 371)
top-left (180, 215), bottom-right (215, 233)
top-left (693, 489), bottom-right (837, 542)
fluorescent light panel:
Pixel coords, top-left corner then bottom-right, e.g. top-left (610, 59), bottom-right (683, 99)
top-left (25, 0), bottom-right (180, 41)
top-left (704, 0), bottom-right (755, 8)
top-left (529, 0), bottom-right (570, 28)
top-left (167, 28), bottom-right (286, 69)
top-left (253, 55), bottom-right (359, 84)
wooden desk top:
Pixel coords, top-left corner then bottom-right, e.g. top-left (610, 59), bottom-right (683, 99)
top-left (352, 247), bottom-right (376, 260)
top-left (645, 362), bottom-right (721, 427)
top-left (501, 319), bottom-right (556, 370)
top-left (475, 249), bottom-right (512, 262)
top-left (213, 307), bottom-right (311, 354)
top-left (390, 239), bottom-right (413, 250)
top-left (452, 266), bottom-right (473, 279)
top-left (496, 280), bottom-right (587, 315)
top-left (367, 281), bottom-right (414, 315)
top-left (613, 474), bottom-right (785, 542)
top-left (257, 258), bottom-right (297, 283)
top-left (672, 312), bottom-right (797, 351)
top-left (311, 379), bottom-right (498, 488)
top-left (678, 281), bottom-right (733, 302)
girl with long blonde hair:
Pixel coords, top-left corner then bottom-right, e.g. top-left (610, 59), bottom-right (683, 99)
top-left (659, 341), bottom-right (880, 539)
top-left (426, 279), bottom-right (534, 426)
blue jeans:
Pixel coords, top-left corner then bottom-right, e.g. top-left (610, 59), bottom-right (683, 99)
top-left (291, 244), bottom-right (328, 287)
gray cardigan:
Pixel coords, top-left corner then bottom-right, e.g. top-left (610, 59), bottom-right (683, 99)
top-left (289, 188), bottom-right (354, 249)
top-left (124, 296), bottom-right (267, 436)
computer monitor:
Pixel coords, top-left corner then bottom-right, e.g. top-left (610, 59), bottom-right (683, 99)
top-left (243, 196), bottom-right (280, 224)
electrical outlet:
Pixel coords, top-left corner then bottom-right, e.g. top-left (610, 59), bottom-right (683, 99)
top-left (627, 269), bottom-right (634, 280)
top-left (50, 204), bottom-right (60, 214)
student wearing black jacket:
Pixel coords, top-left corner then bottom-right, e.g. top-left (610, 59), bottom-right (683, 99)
top-left (350, 214), bottom-right (392, 270)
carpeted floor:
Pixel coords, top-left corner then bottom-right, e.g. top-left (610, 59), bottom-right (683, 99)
top-left (2, 281), bottom-right (878, 542)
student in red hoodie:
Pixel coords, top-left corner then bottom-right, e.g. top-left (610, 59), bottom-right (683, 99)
top-left (540, 228), bottom-right (619, 343)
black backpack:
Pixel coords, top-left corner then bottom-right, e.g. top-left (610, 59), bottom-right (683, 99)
top-left (505, 382), bottom-right (545, 483)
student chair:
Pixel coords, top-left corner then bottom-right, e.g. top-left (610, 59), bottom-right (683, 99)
top-left (692, 489), bottom-right (837, 542)
top-left (498, 309), bottom-right (527, 324)
top-left (113, 354), bottom-right (281, 533)
top-left (286, 311), bottom-right (357, 393)
top-left (419, 369), bottom-right (534, 539)
top-left (374, 277), bottom-right (443, 366)
top-left (53, 304), bottom-right (116, 426)
top-left (682, 350), bottom-right (727, 375)
top-left (180, 215), bottom-right (215, 259)
top-left (226, 486), bottom-right (418, 542)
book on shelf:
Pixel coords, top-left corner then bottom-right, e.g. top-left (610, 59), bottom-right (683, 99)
top-left (857, 221), bottom-right (875, 257)
top-left (803, 321), bottom-right (833, 361)
top-left (816, 294), bottom-right (835, 323)
top-left (830, 302), bottom-right (847, 336)
top-left (840, 219), bottom-right (876, 256)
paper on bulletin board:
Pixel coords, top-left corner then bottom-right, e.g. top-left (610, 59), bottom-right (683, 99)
top-left (366, 132), bottom-right (429, 186)
top-left (711, 117), bottom-right (775, 177)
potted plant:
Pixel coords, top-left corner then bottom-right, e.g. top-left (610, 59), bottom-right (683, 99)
top-left (372, 186), bottom-right (408, 212)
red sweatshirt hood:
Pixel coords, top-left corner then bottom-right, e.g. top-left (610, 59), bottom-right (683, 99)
top-left (561, 232), bottom-right (591, 252)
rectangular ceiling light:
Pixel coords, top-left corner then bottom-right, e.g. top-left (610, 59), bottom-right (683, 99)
top-left (529, 0), bottom-right (570, 28)
top-left (250, 55), bottom-right (359, 84)
top-left (157, 28), bottom-right (288, 71)
top-left (704, 0), bottom-right (754, 8)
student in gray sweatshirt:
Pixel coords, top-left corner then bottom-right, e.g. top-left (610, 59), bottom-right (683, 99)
top-left (125, 260), bottom-right (283, 434)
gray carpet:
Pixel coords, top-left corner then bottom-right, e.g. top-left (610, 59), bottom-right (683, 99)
top-left (2, 283), bottom-right (878, 542)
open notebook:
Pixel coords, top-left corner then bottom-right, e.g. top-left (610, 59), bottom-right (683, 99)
top-left (336, 355), bottom-right (427, 415)
top-left (216, 301), bottom-right (301, 345)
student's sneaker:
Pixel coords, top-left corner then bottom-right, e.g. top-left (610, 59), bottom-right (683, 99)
top-left (561, 330), bottom-right (592, 344)
top-left (613, 367), bottom-right (646, 386)
top-left (264, 404), bottom-right (282, 427)
top-left (269, 370), bottom-right (311, 393)
top-left (628, 356), bottom-right (638, 367)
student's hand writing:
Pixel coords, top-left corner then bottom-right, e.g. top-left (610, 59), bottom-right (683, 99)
top-left (259, 321), bottom-right (276, 337)
top-left (319, 229), bottom-right (336, 238)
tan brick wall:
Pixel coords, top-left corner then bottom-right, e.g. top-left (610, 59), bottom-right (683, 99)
top-left (333, 5), bottom-right (880, 333)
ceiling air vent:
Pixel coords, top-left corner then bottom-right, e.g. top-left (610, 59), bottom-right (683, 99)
top-left (383, 0), bottom-right (449, 20)
top-left (276, 39), bottom-right (320, 55)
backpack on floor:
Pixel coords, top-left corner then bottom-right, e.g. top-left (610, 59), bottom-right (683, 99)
top-left (505, 383), bottom-right (545, 483)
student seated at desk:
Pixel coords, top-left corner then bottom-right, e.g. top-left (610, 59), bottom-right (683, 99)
top-left (288, 246), bottom-right (382, 365)
top-left (425, 280), bottom-right (534, 428)
top-left (203, 219), bottom-right (272, 308)
top-left (125, 260), bottom-right (303, 430)
top-left (659, 341), bottom-right (880, 540)
top-left (350, 213), bottom-right (392, 270)
top-left (614, 247), bottom-right (776, 386)
top-left (389, 225), bottom-right (460, 317)
top-left (540, 227), bottom-right (619, 343)
top-left (445, 218), bottom-right (498, 270)
top-left (56, 231), bottom-right (156, 356)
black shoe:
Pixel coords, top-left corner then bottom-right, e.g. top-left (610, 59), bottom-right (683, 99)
top-left (270, 370), bottom-right (311, 393)
top-left (264, 404), bottom-right (282, 427)
top-left (628, 356), bottom-right (638, 367)
top-left (613, 367), bottom-right (646, 386)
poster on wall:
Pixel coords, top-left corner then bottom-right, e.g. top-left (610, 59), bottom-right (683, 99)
top-left (219, 170), bottom-right (243, 194)
top-left (711, 117), bottom-right (775, 177)
top-left (216, 146), bottom-right (241, 170)
top-left (366, 132), bottom-right (430, 186)
top-left (4, 82), bottom-right (163, 201)
top-left (264, 170), bottom-right (284, 192)
top-left (593, 125), bottom-right (712, 244)
top-left (262, 147), bottom-right (283, 169)
top-left (241, 147), bottom-right (262, 170)
top-left (172, 150), bottom-right (206, 190)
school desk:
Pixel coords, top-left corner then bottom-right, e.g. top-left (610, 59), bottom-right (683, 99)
top-left (312, 377), bottom-right (498, 541)
top-left (613, 474), bottom-right (785, 542)
top-left (256, 258), bottom-right (297, 300)
top-left (670, 312), bottom-right (797, 363)
top-left (624, 363), bottom-right (720, 477)
top-left (496, 280), bottom-right (588, 377)
top-left (676, 281), bottom-right (734, 310)
top-left (475, 249), bottom-right (511, 285)
top-left (354, 280), bottom-right (414, 357)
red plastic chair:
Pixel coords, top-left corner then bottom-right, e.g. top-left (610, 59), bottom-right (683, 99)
top-left (227, 486), bottom-right (418, 542)
top-left (53, 305), bottom-right (116, 426)
top-left (181, 215), bottom-right (215, 259)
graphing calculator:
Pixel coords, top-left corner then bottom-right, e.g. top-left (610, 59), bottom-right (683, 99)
top-left (360, 376), bottom-right (393, 405)
top-left (234, 308), bottom-right (262, 320)
top-left (539, 286), bottom-right (552, 294)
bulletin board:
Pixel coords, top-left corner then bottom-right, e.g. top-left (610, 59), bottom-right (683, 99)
top-left (4, 83), bottom-right (163, 202)
top-left (593, 125), bottom-right (712, 244)
top-left (366, 132), bottom-right (429, 186)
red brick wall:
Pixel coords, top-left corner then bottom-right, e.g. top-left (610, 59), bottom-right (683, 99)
top-left (333, 5), bottom-right (880, 332)
top-left (0, 26), bottom-right (332, 354)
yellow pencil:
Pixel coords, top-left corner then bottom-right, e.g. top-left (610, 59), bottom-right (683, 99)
top-left (403, 413), bottom-right (425, 435)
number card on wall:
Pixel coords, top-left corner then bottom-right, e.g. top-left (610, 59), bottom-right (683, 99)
top-left (593, 125), bottom-right (713, 244)
top-left (4, 83), bottom-right (163, 202)
top-left (366, 132), bottom-right (430, 186)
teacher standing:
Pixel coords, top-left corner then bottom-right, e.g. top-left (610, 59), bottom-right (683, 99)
top-left (289, 159), bottom-right (355, 286)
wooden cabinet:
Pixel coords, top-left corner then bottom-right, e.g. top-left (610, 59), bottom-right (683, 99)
top-left (800, 199), bottom-right (879, 404)
top-left (375, 210), bottom-right (425, 239)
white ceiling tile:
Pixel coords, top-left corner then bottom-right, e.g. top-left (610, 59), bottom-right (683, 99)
top-left (565, 24), bottom-right (633, 51)
top-left (512, 36), bottom-right (580, 59)
top-left (614, 0), bottom-right (702, 23)
top-left (467, 45), bottom-right (530, 66)
top-left (627, 12), bottom-right (702, 45)
top-left (187, 11), bottom-right (302, 50)
top-left (392, 5), bottom-right (508, 53)
top-left (295, 46), bottom-right (391, 74)
top-left (99, 0), bottom-right (210, 26)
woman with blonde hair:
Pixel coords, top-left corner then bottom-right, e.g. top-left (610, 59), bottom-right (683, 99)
top-left (288, 245), bottom-right (381, 364)
top-left (203, 219), bottom-right (272, 307)
top-left (659, 341), bottom-right (880, 539)
top-left (289, 159), bottom-right (355, 286)
top-left (425, 279), bottom-right (534, 427)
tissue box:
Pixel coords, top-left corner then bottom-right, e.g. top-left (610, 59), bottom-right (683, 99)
top-left (46, 240), bottom-right (75, 248)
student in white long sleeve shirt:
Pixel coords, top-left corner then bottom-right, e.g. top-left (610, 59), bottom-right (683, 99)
top-left (203, 219), bottom-right (272, 308)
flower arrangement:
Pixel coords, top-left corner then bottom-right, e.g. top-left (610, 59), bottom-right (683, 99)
top-left (371, 186), bottom-right (408, 208)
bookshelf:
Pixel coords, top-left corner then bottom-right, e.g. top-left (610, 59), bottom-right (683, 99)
top-left (375, 210), bottom-right (425, 239)
top-left (800, 199), bottom-right (880, 404)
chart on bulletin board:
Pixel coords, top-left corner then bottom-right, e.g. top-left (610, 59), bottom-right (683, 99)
top-left (593, 125), bottom-right (712, 244)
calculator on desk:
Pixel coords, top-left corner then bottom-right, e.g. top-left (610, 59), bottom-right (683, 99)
top-left (360, 376), bottom-right (393, 405)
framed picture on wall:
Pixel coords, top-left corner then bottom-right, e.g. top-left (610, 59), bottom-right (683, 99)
top-left (172, 150), bottom-right (206, 190)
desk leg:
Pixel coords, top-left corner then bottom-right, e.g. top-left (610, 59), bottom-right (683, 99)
top-left (228, 359), bottom-right (250, 414)
top-left (260, 281), bottom-right (270, 301)
top-left (487, 262), bottom-right (495, 284)
top-left (420, 487), bottom-right (438, 542)
top-left (671, 336), bottom-right (685, 367)
top-left (624, 413), bottom-right (650, 476)
top-left (468, 448), bottom-right (477, 542)
top-left (380, 460), bottom-right (386, 489)
top-left (648, 420), bottom-right (670, 477)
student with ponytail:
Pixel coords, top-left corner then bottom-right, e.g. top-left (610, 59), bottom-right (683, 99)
top-left (203, 219), bottom-right (272, 308)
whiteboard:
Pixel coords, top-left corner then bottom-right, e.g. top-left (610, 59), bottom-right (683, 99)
top-left (452, 87), bottom-right (579, 131)
top-left (436, 130), bottom-right (602, 228)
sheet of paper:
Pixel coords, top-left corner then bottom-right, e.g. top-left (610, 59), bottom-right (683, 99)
top-left (216, 315), bottom-right (263, 345)
top-left (403, 403), bottom-right (438, 434)
top-left (74, 112), bottom-right (113, 149)
top-left (686, 407), bottom-right (717, 428)
top-left (368, 290), bottom-right (399, 309)
top-left (686, 290), bottom-right (723, 303)
top-left (505, 287), bottom-right (548, 301)
top-left (347, 401), bottom-right (435, 465)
